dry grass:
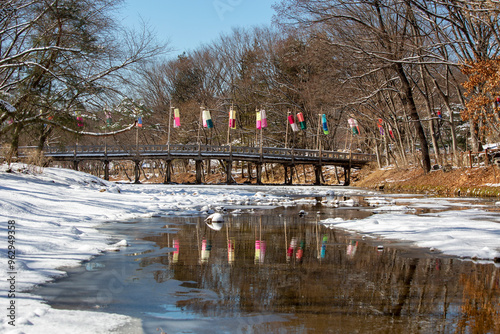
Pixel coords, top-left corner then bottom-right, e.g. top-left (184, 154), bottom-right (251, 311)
top-left (353, 165), bottom-right (500, 197)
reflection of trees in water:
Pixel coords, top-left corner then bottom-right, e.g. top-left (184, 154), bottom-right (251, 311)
top-left (457, 266), bottom-right (500, 334)
top-left (140, 212), bottom-right (500, 331)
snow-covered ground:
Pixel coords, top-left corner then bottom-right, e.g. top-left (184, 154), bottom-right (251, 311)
top-left (0, 164), bottom-right (499, 333)
top-left (324, 209), bottom-right (500, 261)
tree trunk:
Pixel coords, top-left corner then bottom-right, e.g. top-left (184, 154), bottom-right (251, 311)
top-left (470, 121), bottom-right (481, 152)
top-left (37, 125), bottom-right (52, 152)
top-left (8, 123), bottom-right (23, 163)
top-left (395, 63), bottom-right (431, 173)
top-left (419, 65), bottom-right (440, 166)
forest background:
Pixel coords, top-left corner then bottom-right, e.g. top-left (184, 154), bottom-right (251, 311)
top-left (2, 0), bottom-right (500, 179)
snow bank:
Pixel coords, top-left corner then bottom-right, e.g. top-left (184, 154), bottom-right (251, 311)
top-left (323, 209), bottom-right (500, 261)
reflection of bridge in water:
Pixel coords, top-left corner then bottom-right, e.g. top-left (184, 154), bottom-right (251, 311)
top-left (28, 144), bottom-right (377, 185)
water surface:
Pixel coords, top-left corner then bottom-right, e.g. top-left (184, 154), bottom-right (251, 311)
top-left (36, 194), bottom-right (500, 334)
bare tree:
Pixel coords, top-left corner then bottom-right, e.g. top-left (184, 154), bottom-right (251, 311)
top-left (413, 0), bottom-right (500, 151)
top-left (274, 0), bottom-right (434, 172)
top-left (0, 0), bottom-right (169, 157)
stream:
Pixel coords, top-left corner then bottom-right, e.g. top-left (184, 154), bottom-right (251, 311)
top-left (34, 189), bottom-right (500, 334)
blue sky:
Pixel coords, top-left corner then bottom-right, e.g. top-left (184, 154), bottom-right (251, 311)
top-left (118, 0), bottom-right (277, 55)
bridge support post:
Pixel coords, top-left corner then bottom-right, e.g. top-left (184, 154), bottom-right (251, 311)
top-left (104, 160), bottom-right (110, 181)
top-left (225, 160), bottom-right (233, 184)
top-left (164, 160), bottom-right (172, 184)
top-left (134, 160), bottom-right (141, 184)
top-left (256, 163), bottom-right (262, 185)
top-left (72, 160), bottom-right (79, 171)
top-left (284, 165), bottom-right (293, 185)
top-left (195, 160), bottom-right (203, 184)
top-left (344, 167), bottom-right (351, 186)
top-left (314, 164), bottom-right (322, 185)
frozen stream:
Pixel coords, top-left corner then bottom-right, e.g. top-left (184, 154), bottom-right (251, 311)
top-left (34, 191), bottom-right (500, 334)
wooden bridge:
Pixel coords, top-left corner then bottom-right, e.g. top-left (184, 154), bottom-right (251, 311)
top-left (24, 144), bottom-right (377, 185)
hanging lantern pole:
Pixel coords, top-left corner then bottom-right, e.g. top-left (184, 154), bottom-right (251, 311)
top-left (227, 104), bottom-right (232, 146)
top-left (167, 100), bottom-right (173, 152)
top-left (285, 110), bottom-right (290, 149)
top-left (198, 107), bottom-right (203, 148)
top-left (135, 113), bottom-right (139, 153)
top-left (259, 108), bottom-right (264, 158)
top-left (317, 114), bottom-right (322, 151)
top-left (104, 108), bottom-right (108, 157)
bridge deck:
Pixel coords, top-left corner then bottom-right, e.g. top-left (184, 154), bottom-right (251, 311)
top-left (26, 144), bottom-right (375, 167)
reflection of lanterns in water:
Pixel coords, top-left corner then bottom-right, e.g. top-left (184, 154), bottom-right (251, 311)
top-left (287, 237), bottom-right (298, 262)
top-left (347, 241), bottom-right (358, 258)
top-left (228, 239), bottom-right (235, 264)
top-left (201, 239), bottom-right (212, 263)
top-left (320, 235), bottom-right (328, 259)
top-left (172, 239), bottom-right (179, 264)
top-left (435, 259), bottom-right (441, 271)
top-left (255, 240), bottom-right (266, 264)
top-left (296, 240), bottom-right (305, 262)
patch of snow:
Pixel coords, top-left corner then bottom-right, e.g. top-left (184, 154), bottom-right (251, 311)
top-left (322, 209), bottom-right (500, 261)
top-left (365, 197), bottom-right (395, 206)
top-left (372, 205), bottom-right (415, 213)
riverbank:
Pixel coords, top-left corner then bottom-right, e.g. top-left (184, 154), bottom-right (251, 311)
top-left (352, 165), bottom-right (500, 197)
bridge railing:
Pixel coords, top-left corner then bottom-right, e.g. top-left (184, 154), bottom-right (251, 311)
top-left (21, 144), bottom-right (376, 162)
top-left (233, 146), bottom-right (260, 155)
